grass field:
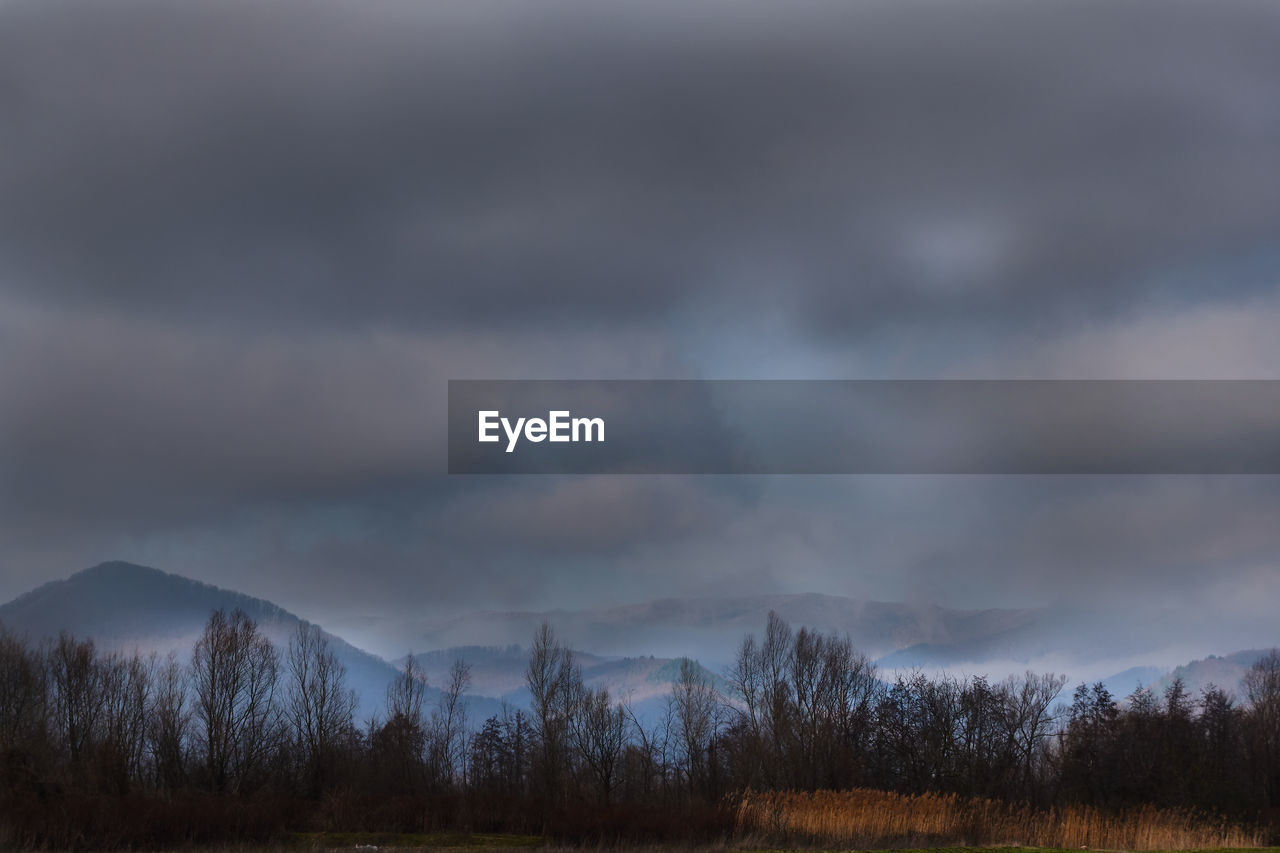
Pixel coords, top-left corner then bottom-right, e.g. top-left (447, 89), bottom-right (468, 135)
top-left (3, 793), bottom-right (1267, 852)
top-left (151, 842), bottom-right (1280, 853)
top-left (735, 790), bottom-right (1266, 851)
top-left (286, 831), bottom-right (546, 850)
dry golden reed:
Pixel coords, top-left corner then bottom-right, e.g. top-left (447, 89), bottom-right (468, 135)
top-left (735, 789), bottom-right (1263, 850)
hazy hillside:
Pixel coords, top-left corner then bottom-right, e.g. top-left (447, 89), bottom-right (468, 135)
top-left (0, 561), bottom-right (409, 722)
top-left (410, 592), bottom-right (1046, 667)
top-left (1092, 649), bottom-right (1279, 707)
top-left (1149, 649), bottom-right (1274, 700)
top-left (0, 561), bottom-right (289, 645)
top-left (1100, 665), bottom-right (1170, 700)
top-left (3, 563), bottom-right (1022, 731)
top-left (15, 561), bottom-right (1270, 734)
top-left (404, 644), bottom-right (730, 727)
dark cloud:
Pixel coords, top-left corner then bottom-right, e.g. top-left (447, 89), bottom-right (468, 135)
top-left (4, 0), bottom-right (1280, 334)
top-left (2, 0), bottom-right (1280, 661)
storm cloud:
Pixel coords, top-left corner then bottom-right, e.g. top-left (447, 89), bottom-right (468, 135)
top-left (3, 0), bottom-right (1280, 660)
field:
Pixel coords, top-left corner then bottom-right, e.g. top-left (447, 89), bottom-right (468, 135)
top-left (735, 791), bottom-right (1266, 851)
top-left (2, 792), bottom-right (1267, 852)
top-left (97, 843), bottom-right (1280, 853)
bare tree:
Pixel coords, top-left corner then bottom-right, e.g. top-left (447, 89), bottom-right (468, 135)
top-left (47, 633), bottom-right (102, 775)
top-left (97, 650), bottom-right (151, 792)
top-left (789, 627), bottom-right (825, 787)
top-left (1001, 670), bottom-right (1065, 798)
top-left (387, 655), bottom-right (428, 724)
top-left (429, 657), bottom-right (472, 785)
top-left (190, 609), bottom-right (281, 793)
top-left (760, 611), bottom-right (793, 773)
top-left (626, 697), bottom-right (673, 801)
top-left (0, 627), bottom-right (47, 755)
top-left (569, 682), bottom-right (628, 802)
top-left (821, 632), bottom-right (878, 787)
top-left (671, 657), bottom-right (720, 797)
top-left (730, 633), bottom-right (762, 733)
top-left (286, 622), bottom-right (358, 794)
top-left (525, 622), bottom-right (575, 799)
top-left (1245, 650), bottom-right (1280, 806)
top-left (373, 655), bottom-right (429, 792)
top-left (148, 651), bottom-right (188, 792)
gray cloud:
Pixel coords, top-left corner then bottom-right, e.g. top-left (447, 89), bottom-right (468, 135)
top-left (3, 0), bottom-right (1280, 659)
top-left (4, 0), bottom-right (1280, 334)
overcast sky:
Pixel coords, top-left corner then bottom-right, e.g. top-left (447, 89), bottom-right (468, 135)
top-left (3, 0), bottom-right (1280, 654)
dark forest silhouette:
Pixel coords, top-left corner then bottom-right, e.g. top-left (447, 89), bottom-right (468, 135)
top-left (2, 608), bottom-right (1279, 848)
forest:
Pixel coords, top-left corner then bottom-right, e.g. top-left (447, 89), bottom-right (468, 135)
top-left (2, 609), bottom-right (1279, 849)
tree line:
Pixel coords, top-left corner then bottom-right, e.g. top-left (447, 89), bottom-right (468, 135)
top-left (3, 608), bottom-right (1280, 841)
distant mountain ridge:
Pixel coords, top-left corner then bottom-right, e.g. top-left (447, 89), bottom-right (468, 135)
top-left (1148, 649), bottom-right (1273, 701)
top-left (404, 645), bottom-right (730, 716)
top-left (0, 561), bottom-right (406, 722)
top-left (410, 592), bottom-right (1047, 666)
top-left (0, 561), bottom-right (290, 644)
top-left (1096, 650), bottom-right (1279, 707)
top-left (0, 561), bottom-right (730, 728)
top-left (6, 561), bottom-right (1279, 732)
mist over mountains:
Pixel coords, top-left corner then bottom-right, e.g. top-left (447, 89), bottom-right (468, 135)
top-left (400, 645), bottom-right (728, 724)
top-left (0, 562), bottom-right (736, 724)
top-left (1100, 649), bottom-right (1276, 705)
top-left (403, 593), bottom-right (1046, 668)
top-left (0, 561), bottom-right (1271, 726)
top-left (0, 561), bottom-right (407, 722)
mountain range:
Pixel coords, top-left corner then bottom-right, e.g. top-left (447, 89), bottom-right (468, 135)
top-left (0, 561), bottom-right (408, 722)
top-left (0, 561), bottom-right (732, 724)
top-left (1100, 649), bottom-right (1275, 705)
top-left (1, 561), bottom-right (1273, 727)
top-left (402, 592), bottom-right (1047, 667)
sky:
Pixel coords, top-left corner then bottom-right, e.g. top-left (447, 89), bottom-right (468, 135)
top-left (2, 0), bottom-right (1280, 659)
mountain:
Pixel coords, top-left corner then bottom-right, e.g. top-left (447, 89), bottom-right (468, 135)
top-left (404, 645), bottom-right (730, 726)
top-left (408, 592), bottom-right (1047, 667)
top-left (1100, 665), bottom-right (1170, 701)
top-left (0, 561), bottom-right (725, 730)
top-left (406, 645), bottom-right (731, 703)
top-left (1094, 649), bottom-right (1279, 707)
top-left (0, 561), bottom-right (406, 722)
top-left (1149, 649), bottom-right (1274, 701)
